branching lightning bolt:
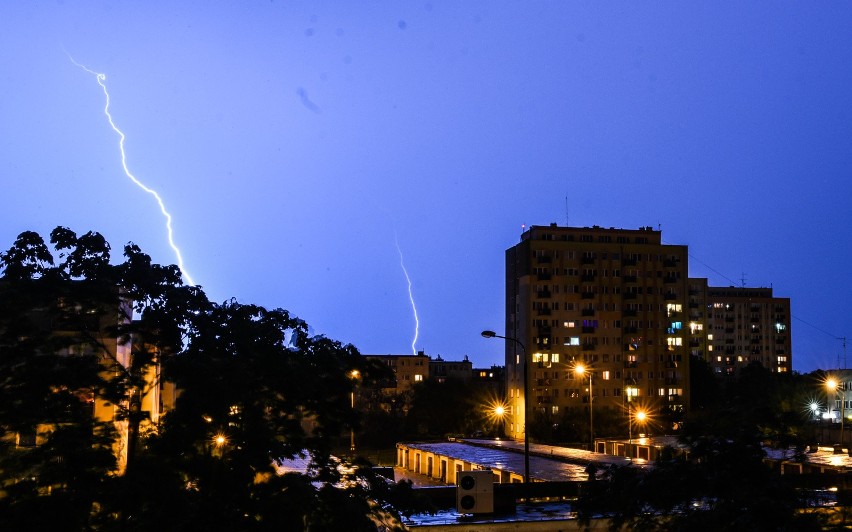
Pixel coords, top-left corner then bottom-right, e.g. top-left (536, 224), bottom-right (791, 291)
top-left (395, 233), bottom-right (419, 355)
top-left (67, 54), bottom-right (196, 286)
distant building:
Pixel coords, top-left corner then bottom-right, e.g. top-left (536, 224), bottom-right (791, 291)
top-left (472, 365), bottom-right (506, 398)
top-left (687, 281), bottom-right (792, 376)
top-left (430, 355), bottom-right (473, 384)
top-left (365, 352), bottom-right (431, 395)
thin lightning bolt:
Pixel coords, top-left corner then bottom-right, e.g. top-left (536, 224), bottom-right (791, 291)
top-left (67, 54), bottom-right (195, 286)
top-left (395, 233), bottom-right (419, 355)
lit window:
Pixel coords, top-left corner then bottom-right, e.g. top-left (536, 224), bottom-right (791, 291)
top-left (414, 374), bottom-right (423, 382)
top-left (602, 370), bottom-right (611, 380)
top-left (775, 323), bottom-right (787, 333)
top-left (564, 337), bottom-right (581, 346)
top-left (564, 321), bottom-right (576, 328)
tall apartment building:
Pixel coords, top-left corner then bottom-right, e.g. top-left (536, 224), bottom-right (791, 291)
top-left (505, 224), bottom-right (690, 443)
top-left (687, 281), bottom-right (792, 376)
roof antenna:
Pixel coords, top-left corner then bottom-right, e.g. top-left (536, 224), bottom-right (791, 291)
top-left (565, 196), bottom-right (569, 227)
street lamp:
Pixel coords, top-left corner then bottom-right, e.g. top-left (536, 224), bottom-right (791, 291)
top-left (575, 363), bottom-right (594, 452)
top-left (349, 370), bottom-right (360, 453)
top-left (826, 377), bottom-right (845, 451)
top-left (481, 330), bottom-right (530, 497)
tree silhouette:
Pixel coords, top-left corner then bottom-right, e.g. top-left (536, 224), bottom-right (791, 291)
top-left (0, 228), bottom-right (409, 530)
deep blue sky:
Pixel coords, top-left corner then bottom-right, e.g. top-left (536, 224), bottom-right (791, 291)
top-left (2, 3), bottom-right (851, 373)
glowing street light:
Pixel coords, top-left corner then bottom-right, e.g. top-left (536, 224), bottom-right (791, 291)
top-left (481, 329), bottom-right (530, 500)
top-left (575, 363), bottom-right (594, 451)
top-left (826, 376), bottom-right (845, 451)
top-left (350, 370), bottom-right (360, 453)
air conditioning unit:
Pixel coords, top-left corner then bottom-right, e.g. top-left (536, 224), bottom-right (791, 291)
top-left (456, 469), bottom-right (494, 514)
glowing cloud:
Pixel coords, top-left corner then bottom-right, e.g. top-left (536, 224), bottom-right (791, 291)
top-left (395, 233), bottom-right (419, 355)
top-left (67, 54), bottom-right (195, 286)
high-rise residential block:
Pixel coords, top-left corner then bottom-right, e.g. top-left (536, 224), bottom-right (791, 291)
top-left (505, 224), bottom-right (690, 443)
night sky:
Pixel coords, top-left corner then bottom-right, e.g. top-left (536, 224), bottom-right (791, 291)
top-left (2, 3), bottom-right (851, 373)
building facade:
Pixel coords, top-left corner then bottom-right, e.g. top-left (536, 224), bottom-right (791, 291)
top-left (505, 224), bottom-right (691, 443)
top-left (698, 285), bottom-right (792, 376)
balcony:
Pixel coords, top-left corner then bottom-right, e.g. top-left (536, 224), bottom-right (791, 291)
top-left (581, 274), bottom-right (596, 282)
top-left (622, 258), bottom-right (637, 266)
top-left (536, 308), bottom-right (551, 316)
top-left (537, 396), bottom-right (553, 404)
top-left (664, 259), bottom-right (680, 267)
top-left (624, 361), bottom-right (638, 368)
top-left (536, 255), bottom-right (553, 264)
top-left (622, 275), bottom-right (638, 283)
top-left (664, 293), bottom-right (678, 301)
top-left (582, 326), bottom-right (596, 333)
top-left (623, 292), bottom-right (637, 300)
top-left (581, 292), bottom-right (595, 299)
top-left (582, 343), bottom-right (596, 351)
top-left (664, 276), bottom-right (678, 284)
top-left (581, 308), bottom-right (596, 316)
top-left (665, 377), bottom-right (679, 385)
top-left (623, 326), bottom-right (638, 334)
top-left (537, 272), bottom-right (552, 281)
top-left (623, 309), bottom-right (638, 317)
top-left (536, 290), bottom-right (552, 299)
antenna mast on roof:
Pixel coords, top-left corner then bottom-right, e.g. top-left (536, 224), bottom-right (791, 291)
top-left (565, 196), bottom-right (569, 227)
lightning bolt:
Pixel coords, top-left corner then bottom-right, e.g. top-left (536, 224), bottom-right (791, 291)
top-left (67, 54), bottom-right (196, 286)
top-left (395, 233), bottom-right (419, 355)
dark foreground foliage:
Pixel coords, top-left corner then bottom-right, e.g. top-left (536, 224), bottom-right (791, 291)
top-left (0, 227), bottom-right (416, 531)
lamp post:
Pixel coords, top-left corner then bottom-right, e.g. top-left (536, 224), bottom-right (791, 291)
top-left (827, 377), bottom-right (845, 451)
top-left (481, 330), bottom-right (530, 498)
top-left (349, 370), bottom-right (360, 453)
top-left (575, 364), bottom-right (594, 452)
